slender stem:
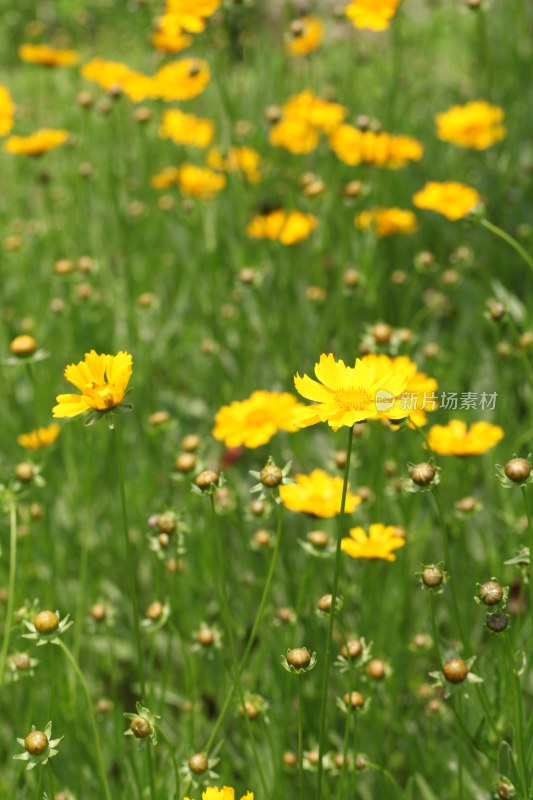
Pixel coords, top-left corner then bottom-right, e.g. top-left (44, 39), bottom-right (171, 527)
top-left (34, 767), bottom-right (43, 800)
top-left (204, 500), bottom-right (284, 753)
top-left (429, 591), bottom-right (442, 666)
top-left (56, 639), bottom-right (112, 800)
top-left (297, 678), bottom-right (304, 800)
top-left (112, 424), bottom-right (146, 700)
top-left (367, 762), bottom-right (402, 799)
top-left (0, 500), bottom-right (17, 687)
top-left (156, 723), bottom-right (181, 799)
top-left (480, 218), bottom-right (533, 277)
top-left (316, 425), bottom-right (354, 800)
top-left (146, 744), bottom-right (157, 800)
top-left (521, 487), bottom-right (533, 638)
top-left (47, 762), bottom-right (55, 800)
top-left (503, 632), bottom-right (528, 798)
top-left (432, 488), bottom-right (467, 648)
top-left (456, 692), bottom-right (465, 800)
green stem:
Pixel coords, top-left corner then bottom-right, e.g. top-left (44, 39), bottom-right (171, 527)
top-left (429, 590), bottom-right (442, 667)
top-left (112, 424), bottom-right (146, 700)
top-left (503, 632), bottom-right (528, 798)
top-left (47, 762), bottom-right (55, 800)
top-left (34, 767), bottom-right (43, 800)
top-left (56, 639), bottom-right (112, 800)
top-left (367, 762), bottom-right (402, 799)
top-left (456, 692), bottom-right (465, 800)
top-left (156, 723), bottom-right (181, 799)
top-left (520, 487), bottom-right (533, 638)
top-left (298, 678), bottom-right (304, 800)
top-left (0, 500), bottom-right (17, 687)
top-left (316, 425), bottom-right (354, 800)
top-left (480, 218), bottom-right (533, 278)
top-left (432, 488), bottom-right (467, 648)
top-left (146, 744), bottom-right (157, 800)
top-left (204, 500), bottom-right (284, 753)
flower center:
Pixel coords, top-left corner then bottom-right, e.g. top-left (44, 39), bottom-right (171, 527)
top-left (334, 386), bottom-right (373, 411)
top-left (86, 382), bottom-right (115, 409)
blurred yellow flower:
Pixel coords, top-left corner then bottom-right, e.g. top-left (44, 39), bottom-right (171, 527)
top-left (269, 118), bottom-right (319, 154)
top-left (413, 181), bottom-right (481, 220)
top-left (342, 523), bottom-right (405, 561)
top-left (177, 164), bottom-right (226, 198)
top-left (154, 58), bottom-right (211, 101)
top-left (18, 424), bottom-right (61, 450)
top-left (159, 109), bottom-right (214, 148)
top-left (286, 16), bottom-right (324, 56)
top-left (4, 129), bottom-right (69, 156)
top-left (435, 100), bottom-right (505, 150)
top-left (292, 353), bottom-right (409, 430)
top-left (151, 166), bottom-right (180, 189)
top-left (0, 84), bottom-right (15, 136)
top-left (164, 0), bottom-right (221, 32)
top-left (282, 90), bottom-right (346, 133)
top-left (355, 208), bottom-right (417, 236)
top-left (363, 354), bottom-right (437, 427)
top-left (246, 210), bottom-right (317, 244)
top-left (19, 43), bottom-right (79, 67)
top-left (82, 58), bottom-right (156, 101)
top-left (279, 469), bottom-right (362, 517)
top-left (329, 126), bottom-right (423, 168)
top-left (213, 390), bottom-right (302, 448)
top-left (152, 14), bottom-right (193, 53)
top-left (428, 420), bottom-right (504, 455)
top-left (185, 788), bottom-right (253, 800)
top-left (53, 351), bottom-right (133, 419)
top-left (345, 0), bottom-right (401, 31)
top-left (206, 146), bottom-right (261, 183)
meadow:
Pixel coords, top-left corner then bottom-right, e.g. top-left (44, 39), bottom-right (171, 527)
top-left (1, 1), bottom-right (533, 798)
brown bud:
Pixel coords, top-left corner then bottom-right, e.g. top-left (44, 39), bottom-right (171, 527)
top-left (283, 750), bottom-right (298, 768)
top-left (317, 594), bottom-right (333, 613)
top-left (146, 601), bottom-right (164, 621)
top-left (355, 486), bottom-right (372, 502)
top-left (29, 503), bottom-right (43, 521)
top-left (423, 342), bottom-right (440, 359)
top-left (391, 269), bottom-right (408, 285)
top-left (156, 513), bottom-right (177, 535)
top-left (276, 607), bottom-right (294, 624)
top-left (455, 496), bottom-right (477, 513)
top-left (149, 410), bottom-right (171, 426)
top-left (10, 335), bottom-right (37, 356)
top-left (486, 610), bottom-right (509, 632)
top-left (253, 529), bottom-right (271, 547)
top-left (239, 700), bottom-right (260, 720)
top-left (249, 499), bottom-right (266, 517)
top-left (96, 698), bottom-right (113, 714)
top-left (239, 267), bottom-right (255, 284)
top-left (366, 659), bottom-right (386, 680)
top-left (181, 434), bottom-right (200, 452)
top-left (130, 716), bottom-right (150, 738)
top-left (504, 458), bottom-right (531, 483)
top-left (342, 180), bottom-right (363, 198)
top-left (264, 105), bottom-right (282, 124)
top-left (24, 730), bottom-right (48, 755)
top-left (197, 627), bottom-right (215, 647)
top-left (307, 530), bottom-right (330, 549)
top-left (426, 698), bottom-right (443, 714)
top-left (343, 690), bottom-right (365, 709)
top-left (409, 463), bottom-right (436, 486)
top-left (90, 603), bottom-right (107, 622)
top-left (306, 749), bottom-right (320, 766)
top-left (33, 610), bottom-right (59, 634)
top-left (133, 106), bottom-right (151, 124)
top-left (442, 658), bottom-right (468, 683)
top-left (341, 639), bottom-right (362, 660)
top-left (175, 453), bottom-right (197, 473)
top-left (13, 653), bottom-right (31, 671)
top-left (343, 268), bottom-right (360, 288)
top-left (287, 647), bottom-right (311, 669)
top-left (194, 470), bottom-right (219, 490)
top-left (188, 753), bottom-right (209, 774)
top-left (355, 754), bottom-right (368, 770)
top-left (372, 322), bottom-right (392, 345)
top-left (479, 581), bottom-right (504, 606)
top-left (421, 565), bottom-right (444, 588)
top-left (15, 463), bottom-right (34, 483)
top-left (260, 463), bottom-right (283, 488)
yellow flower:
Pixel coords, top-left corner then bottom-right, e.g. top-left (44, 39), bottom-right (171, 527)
top-left (329, 126), bottom-right (423, 168)
top-left (269, 118), bottom-right (319, 154)
top-left (18, 43), bottom-right (79, 67)
top-left (154, 58), bottom-right (211, 101)
top-left (52, 350), bottom-right (133, 419)
top-left (413, 181), bottom-right (481, 220)
top-left (152, 14), bottom-right (193, 53)
top-left (164, 0), bottom-right (221, 32)
top-left (427, 420), bottom-right (504, 455)
top-left (293, 353), bottom-right (410, 430)
top-left (18, 424), bottom-right (61, 450)
top-left (82, 59), bottom-right (156, 101)
top-left (213, 390), bottom-right (302, 448)
top-left (362, 354), bottom-right (437, 427)
top-left (0, 84), bottom-right (15, 136)
top-left (286, 16), bottom-right (324, 56)
top-left (246, 210), bottom-right (317, 244)
top-left (151, 166), bottom-right (180, 189)
top-left (206, 146), bottom-right (261, 183)
top-left (342, 523), bottom-right (405, 561)
top-left (4, 129), bottom-right (69, 156)
top-left (435, 100), bottom-right (506, 150)
top-left (159, 109), bottom-right (214, 148)
top-left (345, 0), bottom-right (401, 31)
top-left (279, 469), bottom-right (362, 517)
top-left (282, 90), bottom-right (346, 133)
top-left (176, 164), bottom-right (226, 199)
top-left (355, 208), bottom-right (417, 237)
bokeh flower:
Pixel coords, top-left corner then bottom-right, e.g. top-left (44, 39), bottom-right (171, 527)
top-left (4, 129), bottom-right (69, 156)
top-left (329, 126), bottom-right (423, 168)
top-left (435, 100), bottom-right (505, 150)
top-left (183, 788), bottom-right (254, 800)
top-left (292, 353), bottom-right (410, 430)
top-left (0, 84), bottom-right (16, 135)
top-left (427, 420), bottom-right (504, 455)
top-left (279, 469), bottom-right (362, 517)
top-left (52, 350), bottom-right (133, 419)
top-left (413, 181), bottom-right (481, 220)
top-left (355, 208), bottom-right (418, 236)
top-left (345, 0), bottom-right (401, 31)
top-left (206, 146), bottom-right (261, 183)
top-left (154, 58), bottom-right (211, 101)
top-left (152, 14), bottom-right (193, 53)
top-left (342, 523), bottom-right (405, 561)
top-left (18, 43), bottom-right (79, 67)
top-left (246, 209), bottom-right (317, 244)
top-left (213, 390), bottom-right (302, 448)
top-left (177, 164), bottom-right (226, 198)
top-left (286, 16), bottom-right (324, 56)
top-left (163, 0), bottom-right (221, 32)
top-left (17, 424), bottom-right (61, 450)
top-left (159, 109), bottom-right (215, 148)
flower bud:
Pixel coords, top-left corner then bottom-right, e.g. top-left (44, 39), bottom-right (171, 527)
top-left (249, 499), bottom-right (266, 517)
top-left (442, 658), bottom-right (468, 684)
top-left (90, 603), bottom-right (107, 622)
top-left (341, 639), bottom-right (362, 660)
top-left (486, 611), bottom-right (509, 633)
top-left (372, 322), bottom-right (392, 345)
top-left (156, 513), bottom-right (176, 535)
top-left (260, 463), bottom-right (283, 488)
top-left (24, 730), bottom-right (48, 755)
top-left (504, 458), bottom-right (531, 483)
top-left (287, 647), bottom-right (311, 669)
top-left (33, 610), bottom-right (59, 634)
top-left (478, 581), bottom-right (503, 606)
top-left (421, 565), bottom-right (444, 588)
top-left (253, 529), bottom-right (270, 547)
top-left (188, 753), bottom-right (209, 774)
top-left (182, 434), bottom-right (200, 452)
top-left (455, 496), bottom-right (477, 514)
top-left (355, 754), bottom-right (368, 770)
top-left (146, 601), bottom-right (163, 621)
top-left (307, 530), bottom-right (330, 549)
top-left (175, 453), bottom-right (197, 473)
top-left (343, 690), bottom-right (365, 709)
top-left (194, 470), bottom-right (219, 491)
top-left (196, 627), bottom-right (215, 647)
top-left (283, 750), bottom-right (298, 768)
top-left (409, 463), bottom-right (436, 486)
top-left (317, 594), bottom-right (333, 613)
top-left (10, 335), bottom-right (37, 356)
top-left (15, 463), bottom-right (34, 483)
top-left (366, 659), bottom-right (386, 680)
top-left (130, 716), bottom-right (150, 738)
top-left (149, 410), bottom-right (171, 426)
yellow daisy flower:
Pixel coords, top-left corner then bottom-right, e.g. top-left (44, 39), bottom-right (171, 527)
top-left (4, 129), bottom-right (69, 156)
top-left (342, 523), bottom-right (405, 561)
top-left (18, 424), bottom-right (61, 450)
top-left (345, 0), bottom-right (401, 31)
top-left (52, 351), bottom-right (132, 419)
top-left (355, 208), bottom-right (418, 236)
top-left (213, 390), bottom-right (302, 448)
top-left (427, 420), bottom-right (504, 455)
top-left (286, 16), bottom-right (324, 56)
top-left (0, 84), bottom-right (15, 136)
top-left (413, 181), bottom-right (481, 220)
top-left (159, 109), bottom-right (214, 148)
top-left (19, 43), bottom-right (79, 67)
top-left (279, 469), bottom-right (362, 517)
top-left (435, 100), bottom-right (505, 150)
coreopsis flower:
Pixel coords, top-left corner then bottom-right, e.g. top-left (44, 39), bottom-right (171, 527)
top-left (279, 469), bottom-right (362, 517)
top-left (82, 58), bottom-right (154, 100)
top-left (13, 722), bottom-right (62, 770)
top-left (413, 181), bottom-right (481, 220)
top-left (341, 523), bottom-right (406, 561)
top-left (269, 117), bottom-right (319, 154)
top-left (52, 350), bottom-right (133, 419)
top-left (154, 58), bottom-right (211, 101)
top-left (152, 14), bottom-right (193, 53)
top-left (17, 424), bottom-right (61, 450)
top-left (355, 208), bottom-right (417, 236)
top-left (176, 164), bottom-right (226, 199)
top-left (164, 0), bottom-right (221, 32)
top-left (363, 354), bottom-right (437, 427)
top-left (292, 352), bottom-right (410, 430)
top-left (3, 129), bottom-right (69, 156)
top-left (435, 100), bottom-right (506, 150)
top-left (329, 126), bottom-right (423, 167)
top-left (18, 43), bottom-right (79, 67)
top-left (159, 109), bottom-right (214, 148)
top-left (206, 146), bottom-right (261, 183)
top-left (183, 788), bottom-right (254, 800)
top-left (282, 90), bottom-right (347, 133)
top-left (345, 0), bottom-right (401, 31)
top-left (246, 209), bottom-right (318, 244)
top-left (213, 390), bottom-right (302, 448)
top-left (286, 16), bottom-right (324, 56)
top-left (427, 420), bottom-right (504, 455)
top-left (151, 166), bottom-right (181, 189)
top-left (0, 84), bottom-right (15, 136)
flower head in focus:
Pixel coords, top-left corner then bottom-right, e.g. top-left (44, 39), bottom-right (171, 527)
top-left (52, 350), bottom-right (133, 419)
